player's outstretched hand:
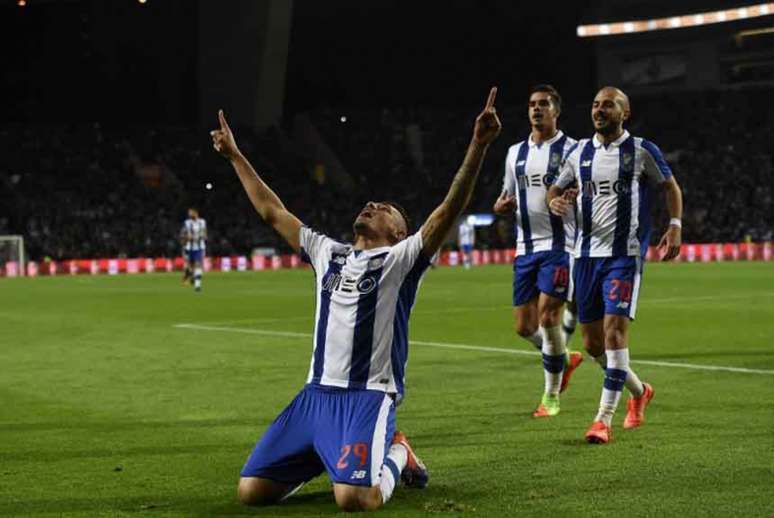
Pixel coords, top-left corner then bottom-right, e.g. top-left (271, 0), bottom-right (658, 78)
top-left (210, 109), bottom-right (240, 159)
top-left (657, 225), bottom-right (682, 261)
top-left (473, 87), bottom-right (502, 146)
top-left (493, 191), bottom-right (517, 214)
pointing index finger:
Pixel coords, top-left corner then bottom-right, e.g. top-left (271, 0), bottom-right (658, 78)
top-left (218, 109), bottom-right (230, 131)
top-left (485, 87), bottom-right (498, 109)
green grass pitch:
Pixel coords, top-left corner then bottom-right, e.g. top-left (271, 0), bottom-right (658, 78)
top-left (1, 261), bottom-right (773, 517)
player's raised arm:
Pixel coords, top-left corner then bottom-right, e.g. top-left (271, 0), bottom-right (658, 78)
top-left (420, 88), bottom-right (502, 256)
top-left (211, 110), bottom-right (303, 252)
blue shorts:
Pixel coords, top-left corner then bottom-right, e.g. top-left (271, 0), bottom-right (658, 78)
top-left (241, 385), bottom-right (396, 487)
top-left (461, 244), bottom-right (473, 254)
top-left (573, 256), bottom-right (642, 323)
top-left (512, 250), bottom-right (573, 306)
top-left (185, 249), bottom-right (203, 263)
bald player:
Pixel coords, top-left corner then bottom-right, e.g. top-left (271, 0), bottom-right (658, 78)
top-left (547, 86), bottom-right (683, 444)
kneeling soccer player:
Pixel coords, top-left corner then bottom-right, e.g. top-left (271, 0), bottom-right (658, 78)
top-left (211, 88), bottom-right (501, 510)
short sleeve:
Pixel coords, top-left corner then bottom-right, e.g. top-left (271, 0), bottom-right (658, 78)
top-left (299, 226), bottom-right (335, 268)
top-left (641, 139), bottom-right (673, 186)
top-left (387, 232), bottom-right (432, 280)
top-left (555, 143), bottom-right (580, 189)
top-left (503, 147), bottom-right (517, 196)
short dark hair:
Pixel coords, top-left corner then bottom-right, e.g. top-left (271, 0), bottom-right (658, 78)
top-left (384, 200), bottom-right (412, 234)
top-left (529, 84), bottom-right (562, 112)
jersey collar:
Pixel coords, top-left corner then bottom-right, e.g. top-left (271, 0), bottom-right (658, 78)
top-left (528, 130), bottom-right (564, 148)
top-left (593, 129), bottom-right (630, 149)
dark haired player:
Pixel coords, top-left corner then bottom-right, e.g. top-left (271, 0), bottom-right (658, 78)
top-left (493, 85), bottom-right (583, 418)
top-left (211, 88), bottom-right (502, 511)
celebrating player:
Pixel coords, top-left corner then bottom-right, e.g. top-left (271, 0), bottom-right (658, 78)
top-left (211, 88), bottom-right (501, 511)
top-left (181, 208), bottom-right (207, 292)
top-left (547, 86), bottom-right (683, 444)
top-left (493, 85), bottom-right (583, 418)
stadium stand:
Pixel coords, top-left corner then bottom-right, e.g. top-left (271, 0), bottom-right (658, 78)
top-left (1, 89), bottom-right (772, 261)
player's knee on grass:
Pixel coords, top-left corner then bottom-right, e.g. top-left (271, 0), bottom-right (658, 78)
top-left (237, 477), bottom-right (291, 506)
top-left (333, 484), bottom-right (383, 512)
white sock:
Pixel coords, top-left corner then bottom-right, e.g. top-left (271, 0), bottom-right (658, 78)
top-left (523, 328), bottom-right (543, 351)
top-left (379, 443), bottom-right (408, 504)
top-left (625, 366), bottom-right (645, 397)
top-left (193, 268), bottom-right (202, 289)
top-left (592, 350), bottom-right (644, 397)
top-left (541, 325), bottom-right (566, 396)
top-left (594, 349), bottom-right (629, 426)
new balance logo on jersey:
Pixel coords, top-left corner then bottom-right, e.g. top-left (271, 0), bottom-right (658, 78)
top-left (581, 160), bottom-right (592, 167)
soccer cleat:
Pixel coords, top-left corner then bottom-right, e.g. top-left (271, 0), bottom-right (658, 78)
top-left (392, 431), bottom-right (429, 489)
top-left (559, 351), bottom-right (584, 394)
top-left (532, 393), bottom-right (560, 417)
top-left (585, 421), bottom-right (612, 444)
top-left (623, 382), bottom-right (655, 429)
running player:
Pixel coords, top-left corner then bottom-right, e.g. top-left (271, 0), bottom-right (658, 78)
top-left (211, 88), bottom-right (502, 511)
top-left (181, 208), bottom-right (207, 292)
top-left (493, 85), bottom-right (583, 418)
top-left (457, 219), bottom-right (475, 269)
top-left (547, 86), bottom-right (683, 444)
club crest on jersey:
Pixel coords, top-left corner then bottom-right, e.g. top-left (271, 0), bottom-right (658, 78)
top-left (549, 152), bottom-right (561, 169)
top-left (367, 256), bottom-right (385, 270)
top-left (622, 153), bottom-right (634, 171)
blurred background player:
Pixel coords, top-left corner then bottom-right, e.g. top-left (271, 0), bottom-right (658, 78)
top-left (548, 86), bottom-right (683, 444)
top-left (212, 88), bottom-right (501, 511)
top-left (457, 218), bottom-right (475, 269)
top-left (493, 85), bottom-right (583, 418)
top-left (181, 208), bottom-right (207, 292)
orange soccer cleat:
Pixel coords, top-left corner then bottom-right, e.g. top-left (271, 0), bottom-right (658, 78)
top-left (560, 351), bottom-right (584, 393)
top-left (585, 420), bottom-right (612, 444)
top-left (392, 431), bottom-right (429, 488)
top-left (624, 382), bottom-right (655, 429)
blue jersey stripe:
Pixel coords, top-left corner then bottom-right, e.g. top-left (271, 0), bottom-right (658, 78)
top-left (579, 141), bottom-right (596, 257)
top-left (311, 259), bottom-right (343, 383)
top-left (547, 136), bottom-right (567, 251)
top-left (514, 144), bottom-right (533, 254)
top-left (612, 137), bottom-right (635, 256)
top-left (348, 266), bottom-right (385, 389)
top-left (391, 253), bottom-right (431, 397)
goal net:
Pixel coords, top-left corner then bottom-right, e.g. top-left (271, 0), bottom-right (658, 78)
top-left (0, 235), bottom-right (26, 277)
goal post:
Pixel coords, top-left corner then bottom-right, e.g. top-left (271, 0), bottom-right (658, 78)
top-left (0, 235), bottom-right (26, 277)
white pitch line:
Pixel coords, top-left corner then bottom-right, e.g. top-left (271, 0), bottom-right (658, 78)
top-left (173, 323), bottom-right (774, 375)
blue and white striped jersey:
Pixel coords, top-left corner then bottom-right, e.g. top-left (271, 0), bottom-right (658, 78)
top-left (182, 218), bottom-right (207, 251)
top-left (458, 222), bottom-right (475, 247)
top-left (556, 130), bottom-right (673, 258)
top-left (503, 131), bottom-right (578, 255)
top-left (299, 226), bottom-right (431, 398)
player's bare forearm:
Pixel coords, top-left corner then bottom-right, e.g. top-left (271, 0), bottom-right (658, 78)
top-left (212, 110), bottom-right (302, 252)
top-left (421, 140), bottom-right (489, 254)
top-left (663, 176), bottom-right (683, 221)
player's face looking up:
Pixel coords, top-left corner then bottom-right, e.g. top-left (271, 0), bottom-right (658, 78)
top-left (591, 87), bottom-right (630, 136)
top-left (353, 201), bottom-right (408, 245)
top-left (528, 92), bottom-right (559, 131)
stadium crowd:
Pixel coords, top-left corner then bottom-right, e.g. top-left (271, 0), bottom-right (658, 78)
top-left (1, 89), bottom-right (772, 261)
